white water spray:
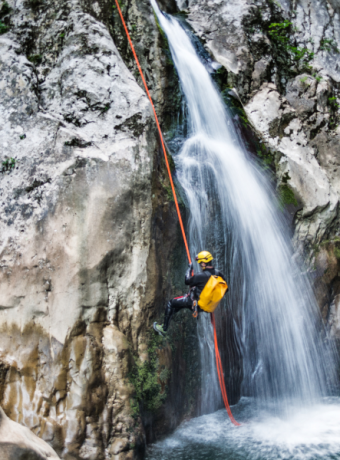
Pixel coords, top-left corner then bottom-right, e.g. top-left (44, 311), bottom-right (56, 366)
top-left (151, 1), bottom-right (336, 414)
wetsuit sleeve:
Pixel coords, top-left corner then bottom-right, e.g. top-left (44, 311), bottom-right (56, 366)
top-left (185, 272), bottom-right (206, 287)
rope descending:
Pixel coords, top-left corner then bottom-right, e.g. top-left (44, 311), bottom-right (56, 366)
top-left (114, 0), bottom-right (240, 426)
top-left (211, 313), bottom-right (241, 426)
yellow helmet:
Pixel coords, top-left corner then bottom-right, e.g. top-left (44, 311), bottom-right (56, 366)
top-left (196, 251), bottom-right (214, 264)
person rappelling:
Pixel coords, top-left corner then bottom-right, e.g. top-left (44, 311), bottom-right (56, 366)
top-left (153, 251), bottom-right (228, 336)
top-left (113, 0), bottom-right (240, 425)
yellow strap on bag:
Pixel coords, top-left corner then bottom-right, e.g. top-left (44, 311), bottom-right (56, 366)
top-left (198, 275), bottom-right (228, 313)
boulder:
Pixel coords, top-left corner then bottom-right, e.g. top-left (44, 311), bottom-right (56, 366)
top-left (0, 406), bottom-right (60, 459)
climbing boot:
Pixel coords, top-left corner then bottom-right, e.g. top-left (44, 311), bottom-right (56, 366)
top-left (153, 322), bottom-right (167, 337)
top-left (163, 301), bottom-right (173, 331)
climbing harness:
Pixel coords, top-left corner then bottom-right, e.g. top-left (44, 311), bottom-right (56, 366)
top-left (192, 300), bottom-right (198, 318)
top-left (114, 0), bottom-right (240, 427)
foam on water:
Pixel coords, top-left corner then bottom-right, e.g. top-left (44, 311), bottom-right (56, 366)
top-left (146, 397), bottom-right (340, 460)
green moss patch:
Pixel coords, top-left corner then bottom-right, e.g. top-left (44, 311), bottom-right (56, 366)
top-left (267, 20), bottom-right (314, 72)
top-left (1, 157), bottom-right (16, 173)
top-left (28, 54), bottom-right (42, 65)
top-left (0, 20), bottom-right (7, 34)
top-left (334, 246), bottom-right (340, 260)
top-left (278, 184), bottom-right (298, 207)
top-left (130, 333), bottom-right (171, 415)
top-left (278, 172), bottom-right (298, 209)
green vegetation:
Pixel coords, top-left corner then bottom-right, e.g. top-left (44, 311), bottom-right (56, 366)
top-left (320, 38), bottom-right (339, 53)
top-left (279, 184), bottom-right (298, 207)
top-left (0, 1), bottom-right (10, 34)
top-left (266, 21), bottom-right (314, 72)
top-left (321, 236), bottom-right (340, 246)
top-left (239, 113), bottom-right (249, 127)
top-left (1, 157), bottom-right (16, 173)
top-left (20, 134), bottom-right (26, 140)
top-left (129, 333), bottom-right (170, 416)
top-left (0, 20), bottom-right (7, 34)
top-left (213, 67), bottom-right (229, 92)
top-left (328, 96), bottom-right (339, 110)
top-left (167, 151), bottom-right (176, 171)
top-left (164, 184), bottom-right (174, 202)
top-left (153, 11), bottom-right (166, 40)
top-left (278, 172), bottom-right (298, 209)
top-left (151, 11), bottom-right (173, 66)
top-left (319, 238), bottom-right (340, 260)
top-left (257, 147), bottom-right (274, 169)
top-left (100, 104), bottom-right (110, 114)
top-left (28, 54), bottom-right (42, 65)
top-left (268, 20), bottom-right (292, 42)
top-left (334, 246), bottom-right (340, 260)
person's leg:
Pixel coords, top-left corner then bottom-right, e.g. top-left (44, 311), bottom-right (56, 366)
top-left (164, 294), bottom-right (193, 331)
top-left (154, 294), bottom-right (193, 336)
top-left (163, 301), bottom-right (173, 332)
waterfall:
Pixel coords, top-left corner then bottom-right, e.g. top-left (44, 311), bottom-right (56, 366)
top-left (151, 1), bottom-right (336, 413)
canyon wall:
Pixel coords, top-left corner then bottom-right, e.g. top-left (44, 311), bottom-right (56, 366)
top-left (1, 0), bottom-right (340, 458)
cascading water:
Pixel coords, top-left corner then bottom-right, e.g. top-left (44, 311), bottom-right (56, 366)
top-left (147, 3), bottom-right (340, 459)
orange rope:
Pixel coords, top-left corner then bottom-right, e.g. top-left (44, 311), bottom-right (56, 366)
top-left (114, 0), bottom-right (191, 264)
top-left (114, 0), bottom-right (240, 426)
top-left (211, 313), bottom-right (241, 426)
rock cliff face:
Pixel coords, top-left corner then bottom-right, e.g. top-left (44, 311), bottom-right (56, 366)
top-left (0, 0), bottom-right (198, 458)
top-left (1, 0), bottom-right (340, 457)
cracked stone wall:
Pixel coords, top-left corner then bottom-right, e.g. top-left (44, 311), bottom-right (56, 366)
top-left (0, 0), bottom-right (198, 459)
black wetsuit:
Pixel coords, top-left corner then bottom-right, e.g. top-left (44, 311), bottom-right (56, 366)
top-left (162, 266), bottom-right (226, 331)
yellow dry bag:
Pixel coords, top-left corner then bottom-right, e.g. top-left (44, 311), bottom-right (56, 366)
top-left (198, 275), bottom-right (228, 313)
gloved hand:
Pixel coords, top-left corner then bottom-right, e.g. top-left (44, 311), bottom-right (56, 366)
top-left (185, 263), bottom-right (194, 281)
